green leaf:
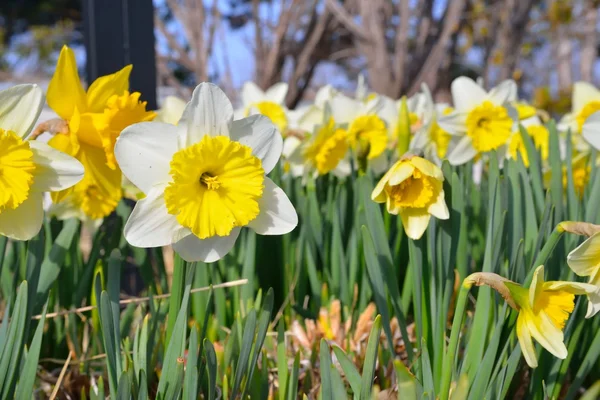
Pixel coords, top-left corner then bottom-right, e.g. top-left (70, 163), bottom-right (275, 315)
top-left (319, 339), bottom-right (333, 399)
top-left (0, 281), bottom-right (28, 399)
top-left (286, 353), bottom-right (300, 400)
top-left (360, 315), bottom-right (381, 400)
top-left (116, 372), bottom-right (131, 400)
top-left (15, 302), bottom-right (47, 399)
top-left (183, 326), bottom-right (199, 400)
top-left (231, 308), bottom-right (257, 398)
top-left (277, 324), bottom-right (289, 400)
top-left (204, 339), bottom-right (217, 400)
top-left (37, 219), bottom-right (79, 297)
top-left (394, 360), bottom-right (418, 400)
top-left (332, 346), bottom-right (361, 395)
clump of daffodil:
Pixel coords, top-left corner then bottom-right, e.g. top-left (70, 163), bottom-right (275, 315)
top-left (239, 81), bottom-right (289, 135)
top-left (567, 226), bottom-right (600, 317)
top-left (43, 45), bottom-right (156, 221)
top-left (115, 83), bottom-right (298, 262)
top-left (371, 155), bottom-right (449, 240)
top-left (438, 77), bottom-right (517, 165)
top-left (507, 116), bottom-right (549, 167)
top-left (0, 84), bottom-right (84, 240)
top-left (464, 267), bottom-right (596, 368)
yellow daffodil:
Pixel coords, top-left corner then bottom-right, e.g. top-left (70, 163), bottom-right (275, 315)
top-left (371, 155), bottom-right (449, 239)
top-left (438, 77), bottom-right (516, 165)
top-left (45, 45), bottom-right (155, 220)
top-left (0, 84), bottom-right (83, 240)
top-left (301, 118), bottom-right (349, 175)
top-left (507, 117), bottom-right (549, 167)
top-left (567, 232), bottom-right (600, 317)
top-left (115, 83), bottom-right (298, 262)
top-left (504, 266), bottom-right (596, 368)
top-left (240, 82), bottom-right (289, 134)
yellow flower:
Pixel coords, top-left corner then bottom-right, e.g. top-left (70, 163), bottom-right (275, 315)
top-left (504, 266), bottom-right (596, 368)
top-left (465, 100), bottom-right (513, 153)
top-left (514, 102), bottom-right (537, 120)
top-left (302, 119), bottom-right (348, 175)
top-left (508, 124), bottom-right (549, 167)
top-left (46, 45), bottom-right (155, 220)
top-left (249, 101), bottom-right (288, 134)
top-left (346, 115), bottom-right (388, 160)
top-left (164, 135), bottom-right (265, 239)
top-left (371, 156), bottom-right (449, 240)
top-left (241, 82), bottom-right (289, 134)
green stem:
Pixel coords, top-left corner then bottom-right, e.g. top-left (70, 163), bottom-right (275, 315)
top-left (166, 254), bottom-right (186, 348)
top-left (440, 281), bottom-right (472, 400)
top-left (527, 223), bottom-right (565, 285)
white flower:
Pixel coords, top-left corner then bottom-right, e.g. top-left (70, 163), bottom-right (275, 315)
top-left (437, 77), bottom-right (517, 165)
top-left (0, 84), bottom-right (84, 240)
top-left (237, 81), bottom-right (289, 134)
top-left (115, 83), bottom-right (298, 262)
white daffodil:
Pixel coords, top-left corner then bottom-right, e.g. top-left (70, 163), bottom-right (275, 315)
top-left (378, 87), bottom-right (432, 140)
top-left (567, 231), bottom-right (600, 318)
top-left (238, 81), bottom-right (289, 134)
top-left (581, 111), bottom-right (600, 152)
top-left (437, 77), bottom-right (517, 165)
top-left (559, 82), bottom-right (600, 135)
top-left (0, 84), bottom-right (84, 240)
top-left (155, 95), bottom-right (186, 125)
top-left (115, 83), bottom-right (298, 263)
top-left (411, 102), bottom-right (453, 165)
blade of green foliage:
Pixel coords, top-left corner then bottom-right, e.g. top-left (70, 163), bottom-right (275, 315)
top-left (116, 372), bottom-right (131, 400)
top-left (0, 281), bottom-right (27, 399)
top-left (277, 323), bottom-right (288, 400)
top-left (15, 302), bottom-right (47, 399)
top-left (394, 360), bottom-right (418, 400)
top-left (231, 308), bottom-right (257, 398)
top-left (183, 325), bottom-right (199, 400)
top-left (332, 345), bottom-right (361, 396)
top-left (138, 370), bottom-right (148, 400)
top-left (319, 339), bottom-right (333, 399)
top-left (287, 353), bottom-right (300, 400)
top-left (204, 339), bottom-right (217, 400)
top-left (360, 315), bottom-right (381, 400)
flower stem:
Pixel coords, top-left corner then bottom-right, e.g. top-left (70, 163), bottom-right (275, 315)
top-left (440, 280), bottom-right (473, 400)
top-left (526, 223), bottom-right (566, 284)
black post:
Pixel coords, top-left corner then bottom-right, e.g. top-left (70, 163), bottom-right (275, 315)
top-left (83, 0), bottom-right (157, 109)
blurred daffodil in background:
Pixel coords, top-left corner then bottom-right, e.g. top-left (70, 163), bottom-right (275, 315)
top-left (42, 45), bottom-right (155, 222)
top-left (0, 84), bottom-right (83, 240)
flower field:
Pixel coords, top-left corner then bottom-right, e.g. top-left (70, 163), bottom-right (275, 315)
top-left (3, 44), bottom-right (600, 399)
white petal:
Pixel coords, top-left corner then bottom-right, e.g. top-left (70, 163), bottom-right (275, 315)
top-left (241, 81), bottom-right (266, 106)
top-left (173, 227), bottom-right (241, 262)
top-left (369, 153), bottom-right (389, 175)
top-left (0, 84), bottom-right (44, 138)
top-left (529, 312), bottom-right (568, 359)
top-left (0, 192), bottom-right (44, 241)
top-left (156, 96), bottom-right (186, 125)
top-left (451, 77), bottom-right (487, 112)
top-left (446, 136), bottom-right (478, 166)
top-left (115, 121), bottom-right (179, 194)
top-left (582, 112), bottom-right (600, 151)
top-left (437, 112), bottom-right (467, 135)
top-left (265, 83), bottom-right (289, 105)
top-left (29, 140), bottom-right (84, 191)
top-left (488, 80), bottom-right (517, 105)
top-left (329, 94), bottom-right (361, 124)
top-left (315, 85), bottom-right (338, 108)
top-left (282, 136), bottom-right (302, 159)
top-left (230, 115), bottom-right (283, 174)
top-left (248, 178), bottom-right (297, 235)
top-left (332, 159), bottom-right (351, 178)
top-left (573, 81), bottom-right (600, 114)
top-left (124, 186), bottom-right (184, 248)
top-left (178, 83), bottom-right (233, 148)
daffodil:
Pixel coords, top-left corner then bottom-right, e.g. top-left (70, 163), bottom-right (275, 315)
top-left (115, 83), bottom-right (298, 262)
top-left (0, 84), bottom-right (84, 240)
top-left (410, 91), bottom-right (453, 165)
top-left (155, 95), bottom-right (186, 125)
top-left (437, 77), bottom-right (517, 165)
top-left (299, 118), bottom-right (349, 176)
top-left (378, 87), bottom-right (431, 139)
top-left (371, 155), bottom-right (449, 239)
top-left (329, 93), bottom-right (386, 159)
top-left (567, 232), bottom-right (600, 317)
top-left (504, 266), bottom-right (596, 368)
top-left (559, 81), bottom-right (600, 135)
top-left (239, 81), bottom-right (289, 134)
top-left (507, 116), bottom-right (549, 167)
top-left (44, 45), bottom-right (155, 220)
